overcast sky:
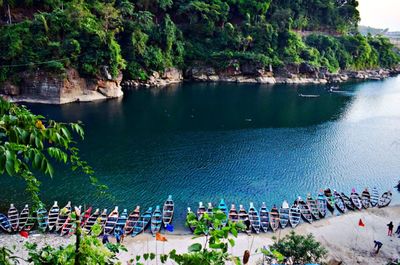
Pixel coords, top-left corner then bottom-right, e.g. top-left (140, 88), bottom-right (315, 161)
top-left (358, 0), bottom-right (400, 31)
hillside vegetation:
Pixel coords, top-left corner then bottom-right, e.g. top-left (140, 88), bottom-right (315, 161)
top-left (0, 0), bottom-right (399, 82)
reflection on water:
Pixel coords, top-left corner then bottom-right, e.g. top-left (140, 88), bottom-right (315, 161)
top-left (1, 77), bottom-right (400, 229)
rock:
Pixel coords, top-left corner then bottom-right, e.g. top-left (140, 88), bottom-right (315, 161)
top-left (299, 62), bottom-right (317, 75)
top-left (162, 67), bottom-right (183, 81)
top-left (208, 75), bottom-right (220, 81)
top-left (151, 71), bottom-right (160, 79)
top-left (256, 76), bottom-right (276, 84)
top-left (240, 62), bottom-right (264, 76)
top-left (101, 66), bottom-right (113, 80)
top-left (327, 258), bottom-right (343, 265)
top-left (0, 82), bottom-right (20, 96)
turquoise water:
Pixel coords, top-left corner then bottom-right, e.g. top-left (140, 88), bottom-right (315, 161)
top-left (1, 77), bottom-right (400, 230)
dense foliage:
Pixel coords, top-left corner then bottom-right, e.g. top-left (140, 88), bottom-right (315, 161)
top-left (0, 0), bottom-right (399, 83)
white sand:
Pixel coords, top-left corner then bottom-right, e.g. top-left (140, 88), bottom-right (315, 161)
top-left (1, 206), bottom-right (400, 264)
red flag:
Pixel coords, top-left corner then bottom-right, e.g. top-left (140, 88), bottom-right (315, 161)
top-left (156, 232), bottom-right (167, 242)
top-left (19, 231), bottom-right (29, 238)
top-left (358, 219), bottom-right (365, 227)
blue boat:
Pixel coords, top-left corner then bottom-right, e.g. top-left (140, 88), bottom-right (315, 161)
top-left (217, 199), bottom-right (228, 224)
top-left (259, 203), bottom-right (269, 232)
top-left (114, 209), bottom-right (128, 236)
top-left (162, 195), bottom-right (174, 228)
top-left (131, 207), bottom-right (152, 237)
top-left (248, 202), bottom-right (261, 234)
top-left (37, 206), bottom-right (48, 232)
top-left (104, 207), bottom-right (119, 235)
top-left (0, 213), bottom-right (12, 232)
top-left (151, 206), bottom-right (162, 236)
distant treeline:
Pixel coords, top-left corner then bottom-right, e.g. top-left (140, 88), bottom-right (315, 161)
top-left (0, 0), bottom-right (399, 82)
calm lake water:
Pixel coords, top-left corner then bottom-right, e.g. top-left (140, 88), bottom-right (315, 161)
top-left (2, 77), bottom-right (400, 231)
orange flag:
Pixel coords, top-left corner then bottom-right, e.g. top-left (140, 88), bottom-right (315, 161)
top-left (156, 232), bottom-right (167, 242)
top-left (358, 218), bottom-right (365, 227)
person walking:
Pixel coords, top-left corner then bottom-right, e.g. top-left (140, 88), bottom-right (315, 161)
top-left (388, 221), bottom-right (394, 236)
top-left (374, 240), bottom-right (383, 254)
top-left (102, 234), bottom-right (109, 244)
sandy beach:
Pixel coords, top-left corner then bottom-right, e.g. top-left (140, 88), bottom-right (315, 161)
top-left (1, 206), bottom-right (400, 264)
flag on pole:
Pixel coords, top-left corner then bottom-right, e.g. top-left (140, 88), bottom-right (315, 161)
top-left (166, 224), bottom-right (174, 232)
top-left (358, 218), bottom-right (365, 227)
top-left (156, 232), bottom-right (167, 242)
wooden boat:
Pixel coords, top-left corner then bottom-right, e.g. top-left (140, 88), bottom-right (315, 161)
top-left (22, 214), bottom-right (36, 232)
top-left (104, 207), bottom-right (119, 235)
top-left (125, 206), bottom-right (140, 235)
top-left (378, 191), bottom-right (392, 208)
top-left (370, 187), bottom-right (379, 207)
top-left (186, 207), bottom-right (196, 232)
top-left (259, 202), bottom-right (269, 232)
top-left (114, 209), bottom-right (128, 236)
top-left (289, 204), bottom-right (301, 228)
top-left (333, 191), bottom-right (346, 213)
top-left (324, 189), bottom-right (336, 212)
top-left (238, 205), bottom-right (251, 234)
top-left (317, 191), bottom-right (327, 218)
top-left (80, 207), bottom-right (93, 227)
top-left (151, 206), bottom-right (162, 236)
top-left (83, 208), bottom-right (100, 234)
top-left (279, 201), bottom-right (290, 228)
top-left (74, 205), bottom-right (82, 219)
top-left (218, 199), bottom-right (228, 226)
top-left (248, 202), bottom-right (261, 234)
top-left (36, 206), bottom-right (48, 232)
top-left (197, 202), bottom-right (206, 220)
top-left (56, 201), bottom-right (71, 231)
top-left (206, 202), bottom-right (214, 216)
top-left (66, 205), bottom-right (81, 236)
top-left (350, 189), bottom-right (363, 210)
top-left (228, 204), bottom-right (239, 223)
top-left (18, 204), bottom-right (29, 231)
top-left (7, 204), bottom-right (19, 232)
top-left (361, 188), bottom-right (371, 209)
top-left (306, 194), bottom-right (320, 220)
top-left (99, 209), bottom-right (108, 229)
top-left (162, 195), bottom-right (174, 228)
top-left (269, 205), bottom-right (280, 232)
top-left (340, 192), bottom-right (354, 210)
top-left (0, 214), bottom-right (12, 232)
top-left (297, 197), bottom-right (313, 223)
top-left (61, 216), bottom-right (73, 236)
top-left (131, 207), bottom-right (152, 237)
top-left (48, 201), bottom-right (60, 231)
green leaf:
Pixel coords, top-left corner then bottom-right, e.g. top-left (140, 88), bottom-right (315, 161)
top-left (188, 243), bottom-right (202, 252)
top-left (231, 227), bottom-right (238, 237)
top-left (149, 253), bottom-right (155, 260)
top-left (143, 253), bottom-right (149, 260)
top-left (228, 238), bottom-right (235, 247)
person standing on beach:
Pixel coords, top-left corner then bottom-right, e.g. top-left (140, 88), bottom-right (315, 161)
top-left (102, 234), bottom-right (109, 244)
top-left (388, 221), bottom-right (394, 236)
top-left (374, 240), bottom-right (383, 254)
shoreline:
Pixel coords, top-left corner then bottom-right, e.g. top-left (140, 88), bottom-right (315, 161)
top-left (1, 205), bottom-right (400, 264)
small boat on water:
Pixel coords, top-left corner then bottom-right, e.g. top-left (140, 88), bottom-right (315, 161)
top-left (131, 207), bottom-right (152, 237)
top-left (56, 202), bottom-right (71, 231)
top-left (162, 195), bottom-right (174, 228)
top-left (80, 207), bottom-right (93, 227)
top-left (317, 192), bottom-right (327, 218)
top-left (248, 202), bottom-right (261, 234)
top-left (47, 202), bottom-right (59, 231)
top-left (186, 207), bottom-right (196, 231)
top-left (83, 208), bottom-right (100, 234)
top-left (238, 205), bottom-right (251, 234)
top-left (350, 189), bottom-right (363, 210)
top-left (114, 209), bottom-right (128, 236)
top-left (299, 94), bottom-right (320, 98)
top-left (37, 206), bottom-right (48, 232)
top-left (218, 199), bottom-right (228, 226)
top-left (370, 187), bottom-right (379, 207)
top-left (0, 214), bottom-right (12, 232)
top-left (18, 205), bottom-right (30, 231)
top-left (361, 188), bottom-right (371, 209)
top-left (104, 207), bottom-right (119, 235)
top-left (197, 202), bottom-right (206, 220)
top-left (151, 206), bottom-right (162, 236)
top-left (228, 204), bottom-right (239, 223)
top-left (378, 191), bottom-right (392, 208)
top-left (289, 204), bottom-right (301, 228)
top-left (7, 204), bottom-right (19, 232)
top-left (206, 202), bottom-right (214, 216)
top-left (340, 193), bottom-right (354, 211)
top-left (99, 209), bottom-right (108, 229)
top-left (61, 216), bottom-right (73, 236)
top-left (324, 189), bottom-right (336, 212)
top-left (125, 206), bottom-right (140, 235)
top-left (23, 214), bottom-right (36, 232)
top-left (279, 201), bottom-right (290, 228)
top-left (269, 205), bottom-right (280, 232)
top-left (297, 197), bottom-right (313, 223)
top-left (259, 202), bottom-right (269, 232)
top-left (306, 194), bottom-right (320, 220)
top-left (333, 191), bottom-right (346, 213)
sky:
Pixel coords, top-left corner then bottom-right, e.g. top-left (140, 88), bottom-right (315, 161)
top-left (358, 0), bottom-right (400, 31)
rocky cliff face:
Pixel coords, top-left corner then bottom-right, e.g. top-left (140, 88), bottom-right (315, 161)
top-left (0, 68), bottom-right (123, 104)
